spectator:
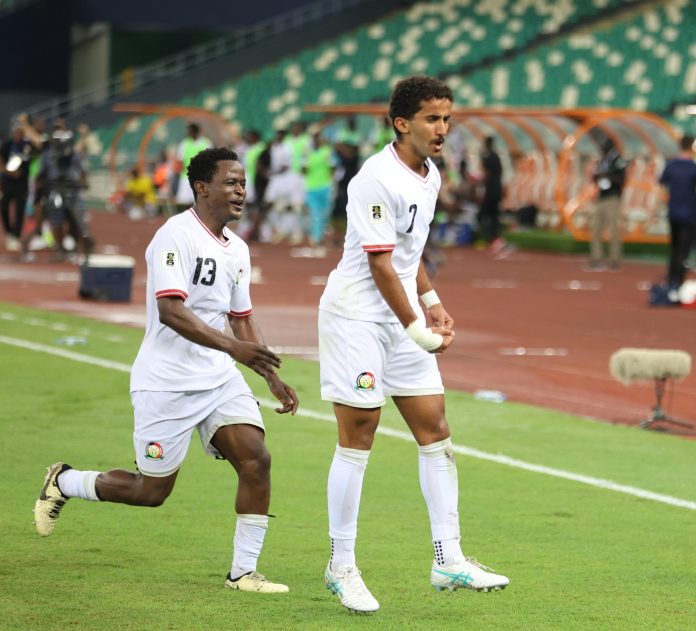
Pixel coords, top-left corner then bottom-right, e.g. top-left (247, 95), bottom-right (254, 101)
top-left (585, 138), bottom-right (627, 271)
top-left (265, 129), bottom-right (305, 244)
top-left (330, 117), bottom-right (360, 246)
top-left (303, 128), bottom-right (336, 248)
top-left (122, 164), bottom-right (157, 220)
top-left (285, 121), bottom-right (311, 175)
top-left (175, 122), bottom-right (211, 210)
top-left (659, 135), bottom-right (696, 295)
top-left (239, 129), bottom-right (267, 241)
top-left (152, 149), bottom-right (176, 215)
top-left (479, 136), bottom-right (504, 252)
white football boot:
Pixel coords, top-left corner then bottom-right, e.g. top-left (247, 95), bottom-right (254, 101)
top-left (431, 556), bottom-right (509, 592)
top-left (34, 462), bottom-right (71, 536)
top-left (324, 564), bottom-right (379, 613)
top-left (224, 571), bottom-right (289, 593)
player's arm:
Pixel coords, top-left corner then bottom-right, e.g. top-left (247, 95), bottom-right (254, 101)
top-left (368, 251), bottom-right (453, 354)
top-left (415, 258), bottom-right (454, 330)
top-left (157, 296), bottom-right (280, 377)
top-left (228, 314), bottom-right (299, 415)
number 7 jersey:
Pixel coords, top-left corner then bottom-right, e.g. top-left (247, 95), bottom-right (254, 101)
top-left (130, 209), bottom-right (252, 392)
top-left (319, 142), bottom-right (441, 323)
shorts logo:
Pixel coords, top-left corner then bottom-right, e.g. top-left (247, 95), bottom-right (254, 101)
top-left (145, 442), bottom-right (164, 460)
top-left (354, 371), bottom-right (377, 391)
top-left (161, 250), bottom-right (179, 269)
top-left (368, 202), bottom-right (386, 224)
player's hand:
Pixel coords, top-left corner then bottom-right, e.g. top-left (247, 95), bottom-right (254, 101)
top-left (427, 303), bottom-right (454, 330)
top-left (228, 339), bottom-right (281, 377)
top-left (266, 373), bottom-right (299, 415)
top-left (431, 326), bottom-right (454, 354)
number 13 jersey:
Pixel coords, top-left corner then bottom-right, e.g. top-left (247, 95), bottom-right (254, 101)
top-left (130, 209), bottom-right (252, 393)
top-left (319, 142), bottom-right (441, 323)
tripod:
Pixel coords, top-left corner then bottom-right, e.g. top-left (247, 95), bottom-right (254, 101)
top-left (640, 377), bottom-right (694, 430)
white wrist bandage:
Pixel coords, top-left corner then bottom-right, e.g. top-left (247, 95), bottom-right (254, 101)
top-left (420, 289), bottom-right (441, 309)
top-left (406, 320), bottom-right (443, 352)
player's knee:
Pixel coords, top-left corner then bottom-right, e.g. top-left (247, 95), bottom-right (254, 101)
top-left (238, 447), bottom-right (271, 481)
top-left (136, 478), bottom-right (174, 507)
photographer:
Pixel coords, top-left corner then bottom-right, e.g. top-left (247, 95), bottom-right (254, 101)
top-left (0, 114), bottom-right (43, 251)
top-left (586, 139), bottom-right (627, 271)
top-left (39, 124), bottom-right (93, 262)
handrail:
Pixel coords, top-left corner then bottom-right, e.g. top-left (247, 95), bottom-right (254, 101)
top-left (17, 0), bottom-right (368, 123)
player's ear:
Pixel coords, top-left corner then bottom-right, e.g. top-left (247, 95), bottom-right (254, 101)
top-left (194, 180), bottom-right (207, 198)
top-left (393, 116), bottom-right (410, 136)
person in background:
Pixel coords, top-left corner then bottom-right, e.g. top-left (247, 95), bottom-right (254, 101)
top-left (175, 122), bottom-right (211, 211)
top-left (585, 138), bottom-right (627, 272)
top-left (329, 117), bottom-right (361, 246)
top-left (286, 121), bottom-right (311, 175)
top-left (122, 164), bottom-right (157, 220)
top-left (264, 128), bottom-right (305, 244)
top-left (240, 129), bottom-right (267, 241)
top-left (1, 114), bottom-right (43, 252)
top-left (371, 115), bottom-right (394, 153)
top-left (479, 136), bottom-right (506, 255)
top-left (659, 134), bottom-right (696, 298)
top-left (39, 126), bottom-right (93, 262)
top-left (152, 149), bottom-right (176, 215)
top-left (303, 127), bottom-right (336, 249)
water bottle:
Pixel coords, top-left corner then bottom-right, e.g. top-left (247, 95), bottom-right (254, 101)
top-left (473, 389), bottom-right (507, 403)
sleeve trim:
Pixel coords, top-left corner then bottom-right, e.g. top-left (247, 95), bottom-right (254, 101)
top-left (362, 244), bottom-right (395, 252)
top-left (156, 289), bottom-right (188, 300)
top-left (229, 308), bottom-right (253, 318)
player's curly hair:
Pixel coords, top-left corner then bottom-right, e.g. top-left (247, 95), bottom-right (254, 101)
top-left (389, 76), bottom-right (453, 138)
top-left (187, 147), bottom-right (239, 200)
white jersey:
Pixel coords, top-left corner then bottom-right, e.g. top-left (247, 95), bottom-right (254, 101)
top-left (319, 142), bottom-right (441, 323)
top-left (130, 209), bottom-right (253, 392)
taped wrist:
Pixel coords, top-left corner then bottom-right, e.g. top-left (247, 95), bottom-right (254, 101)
top-left (420, 289), bottom-right (441, 309)
top-left (406, 320), bottom-right (443, 352)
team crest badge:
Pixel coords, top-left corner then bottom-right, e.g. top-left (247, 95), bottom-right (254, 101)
top-left (354, 371), bottom-right (377, 391)
top-left (145, 442), bottom-right (164, 460)
top-left (368, 202), bottom-right (386, 224)
top-left (161, 250), bottom-right (179, 269)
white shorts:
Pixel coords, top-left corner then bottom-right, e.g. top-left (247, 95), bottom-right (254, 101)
top-left (131, 373), bottom-right (264, 477)
top-left (318, 310), bottom-right (444, 408)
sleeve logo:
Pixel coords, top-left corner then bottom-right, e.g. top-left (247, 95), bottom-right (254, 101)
top-left (161, 250), bottom-right (179, 269)
top-left (368, 202), bottom-right (386, 224)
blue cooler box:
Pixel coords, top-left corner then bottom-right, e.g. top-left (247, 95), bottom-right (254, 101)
top-left (79, 254), bottom-right (135, 302)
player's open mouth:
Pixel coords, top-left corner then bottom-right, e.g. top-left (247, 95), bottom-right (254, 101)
top-left (432, 140), bottom-right (444, 151)
top-left (230, 201), bottom-right (244, 210)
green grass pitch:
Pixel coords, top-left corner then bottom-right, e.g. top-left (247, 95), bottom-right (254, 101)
top-left (0, 302), bottom-right (694, 630)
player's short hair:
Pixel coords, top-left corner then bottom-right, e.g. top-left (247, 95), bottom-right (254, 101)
top-left (187, 147), bottom-right (239, 200)
top-left (389, 76), bottom-right (453, 138)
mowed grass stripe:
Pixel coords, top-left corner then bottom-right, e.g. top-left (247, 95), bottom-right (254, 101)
top-left (2, 334), bottom-right (694, 512)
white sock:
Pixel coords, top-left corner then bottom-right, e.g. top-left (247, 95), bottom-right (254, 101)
top-left (230, 514), bottom-right (268, 580)
top-left (328, 445), bottom-right (370, 570)
top-left (418, 438), bottom-right (463, 566)
top-left (57, 469), bottom-right (101, 501)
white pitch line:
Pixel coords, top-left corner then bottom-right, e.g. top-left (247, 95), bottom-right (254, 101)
top-left (2, 334), bottom-right (695, 512)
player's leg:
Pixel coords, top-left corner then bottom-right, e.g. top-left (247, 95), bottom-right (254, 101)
top-left (33, 463), bottom-right (179, 536)
top-left (319, 311), bottom-right (384, 612)
top-left (387, 334), bottom-right (509, 593)
top-left (34, 389), bottom-right (202, 536)
top-left (200, 380), bottom-right (288, 594)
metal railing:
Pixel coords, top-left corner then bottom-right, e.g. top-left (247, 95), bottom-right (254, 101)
top-left (19, 0), bottom-right (371, 123)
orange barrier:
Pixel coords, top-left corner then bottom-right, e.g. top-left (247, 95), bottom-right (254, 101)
top-left (305, 104), bottom-right (680, 243)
